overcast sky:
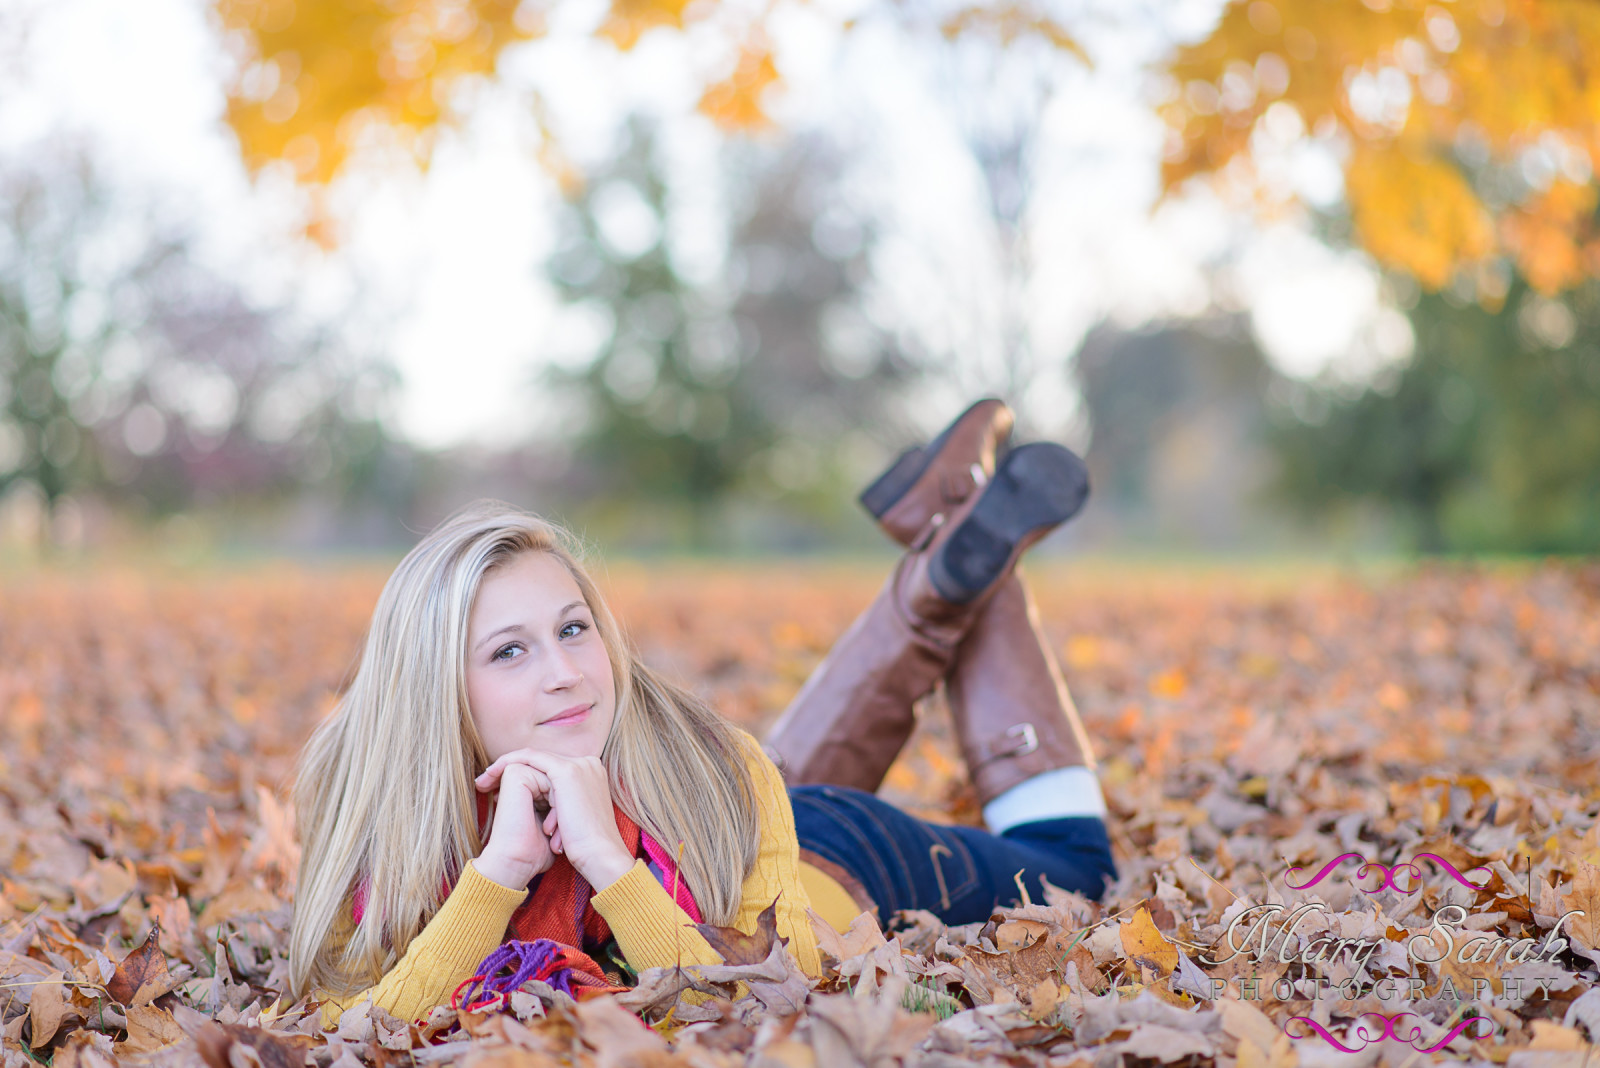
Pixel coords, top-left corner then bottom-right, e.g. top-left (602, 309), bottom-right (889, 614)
top-left (0, 0), bottom-right (1411, 449)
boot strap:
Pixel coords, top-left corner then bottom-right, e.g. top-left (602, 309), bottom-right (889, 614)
top-left (969, 723), bottom-right (1039, 770)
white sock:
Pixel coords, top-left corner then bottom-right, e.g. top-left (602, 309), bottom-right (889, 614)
top-left (982, 766), bottom-right (1106, 834)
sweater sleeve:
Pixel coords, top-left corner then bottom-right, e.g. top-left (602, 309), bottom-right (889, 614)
top-left (315, 860), bottom-right (529, 1028)
top-left (589, 730), bottom-right (822, 980)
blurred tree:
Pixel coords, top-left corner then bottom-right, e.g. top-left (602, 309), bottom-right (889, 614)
top-left (542, 119), bottom-right (912, 550)
top-left (0, 147), bottom-right (408, 544)
top-left (1161, 0), bottom-right (1600, 296)
top-left (880, 6), bottom-right (1090, 435)
top-left (1163, 2), bottom-right (1600, 552)
top-left (1269, 280), bottom-right (1600, 553)
top-left (1074, 314), bottom-right (1282, 549)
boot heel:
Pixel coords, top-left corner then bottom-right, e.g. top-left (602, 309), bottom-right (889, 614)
top-left (928, 442), bottom-right (1088, 603)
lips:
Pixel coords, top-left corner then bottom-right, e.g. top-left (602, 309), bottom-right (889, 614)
top-left (542, 702), bottom-right (592, 727)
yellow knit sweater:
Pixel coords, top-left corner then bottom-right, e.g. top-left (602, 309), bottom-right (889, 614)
top-left (315, 730), bottom-right (857, 1026)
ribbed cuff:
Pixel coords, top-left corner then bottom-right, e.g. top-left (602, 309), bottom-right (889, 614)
top-left (590, 860), bottom-right (716, 968)
top-left (425, 860), bottom-right (529, 968)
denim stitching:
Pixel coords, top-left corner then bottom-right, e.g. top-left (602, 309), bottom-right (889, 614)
top-left (791, 788), bottom-right (897, 907)
top-left (931, 827), bottom-right (981, 902)
top-left (824, 787), bottom-right (919, 909)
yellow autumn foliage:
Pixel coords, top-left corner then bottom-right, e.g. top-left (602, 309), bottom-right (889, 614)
top-left (1161, 0), bottom-right (1600, 294)
top-left (213, 0), bottom-right (1088, 207)
top-left (218, 0), bottom-right (539, 185)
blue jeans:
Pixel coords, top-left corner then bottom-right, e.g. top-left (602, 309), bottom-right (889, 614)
top-left (789, 783), bottom-right (1116, 927)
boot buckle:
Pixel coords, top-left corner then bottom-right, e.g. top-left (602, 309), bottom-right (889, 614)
top-left (1004, 723), bottom-right (1039, 757)
top-left (974, 723), bottom-right (1039, 768)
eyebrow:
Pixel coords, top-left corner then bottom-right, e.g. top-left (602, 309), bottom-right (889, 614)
top-left (473, 601), bottom-right (590, 652)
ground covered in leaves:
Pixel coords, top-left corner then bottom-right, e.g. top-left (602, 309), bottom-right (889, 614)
top-left (4, 558), bottom-right (1600, 1067)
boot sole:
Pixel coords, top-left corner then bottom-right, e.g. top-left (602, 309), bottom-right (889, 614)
top-left (928, 442), bottom-right (1089, 604)
top-left (858, 446), bottom-right (927, 519)
top-left (857, 398), bottom-right (1004, 519)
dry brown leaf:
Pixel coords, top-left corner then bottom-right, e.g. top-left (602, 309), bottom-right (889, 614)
top-left (961, 925), bottom-right (1079, 1005)
top-left (197, 883), bottom-right (282, 931)
top-left (694, 896), bottom-right (783, 966)
top-left (1112, 1021), bottom-right (1217, 1062)
top-left (52, 1029), bottom-right (118, 1068)
top-left (116, 1002), bottom-right (186, 1054)
top-left (70, 859), bottom-right (137, 916)
top-left (808, 908), bottom-right (886, 965)
top-left (1530, 1020), bottom-right (1589, 1051)
top-left (1024, 977), bottom-right (1060, 1021)
top-left (994, 920), bottom-right (1047, 951)
top-left (28, 972), bottom-right (71, 1049)
top-left (572, 995), bottom-right (671, 1065)
top-left (105, 922), bottom-right (174, 1006)
top-left (691, 938), bottom-right (811, 1015)
top-left (459, 1046), bottom-right (562, 1068)
top-left (614, 966), bottom-right (721, 1020)
top-left (192, 1019), bottom-right (315, 1068)
top-left (1561, 860), bottom-right (1600, 951)
top-left (808, 988), bottom-right (934, 1068)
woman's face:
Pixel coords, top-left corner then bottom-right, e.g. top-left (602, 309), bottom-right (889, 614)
top-left (464, 551), bottom-right (618, 764)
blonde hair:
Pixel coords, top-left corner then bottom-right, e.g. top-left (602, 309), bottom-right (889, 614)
top-left (287, 500), bottom-right (760, 999)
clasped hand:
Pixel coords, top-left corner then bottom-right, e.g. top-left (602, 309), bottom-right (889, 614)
top-left (472, 750), bottom-right (636, 893)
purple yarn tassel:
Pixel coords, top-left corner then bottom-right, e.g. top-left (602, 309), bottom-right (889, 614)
top-left (454, 939), bottom-right (575, 1011)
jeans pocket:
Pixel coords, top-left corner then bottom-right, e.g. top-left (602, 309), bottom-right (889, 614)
top-left (920, 826), bottom-right (981, 914)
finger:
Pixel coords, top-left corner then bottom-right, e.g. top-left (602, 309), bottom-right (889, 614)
top-left (487, 748), bottom-right (570, 778)
top-left (502, 762), bottom-right (553, 794)
top-left (480, 760), bottom-right (554, 797)
top-left (475, 750), bottom-right (531, 787)
top-left (550, 829), bottom-right (563, 854)
top-left (475, 758), bottom-right (510, 790)
top-left (542, 807), bottom-right (559, 839)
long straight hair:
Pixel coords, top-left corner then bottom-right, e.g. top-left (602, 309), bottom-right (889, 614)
top-left (286, 501), bottom-right (760, 999)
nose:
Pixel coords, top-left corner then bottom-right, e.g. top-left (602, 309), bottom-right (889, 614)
top-left (543, 643), bottom-right (584, 692)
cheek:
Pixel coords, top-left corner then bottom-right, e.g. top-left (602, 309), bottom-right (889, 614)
top-left (583, 646), bottom-right (618, 705)
top-left (466, 669), bottom-right (518, 749)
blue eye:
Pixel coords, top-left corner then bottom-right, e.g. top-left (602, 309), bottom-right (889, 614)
top-left (493, 643), bottom-right (524, 662)
top-left (560, 620), bottom-right (590, 639)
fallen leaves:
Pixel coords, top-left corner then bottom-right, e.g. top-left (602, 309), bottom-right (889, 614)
top-left (4, 560), bottom-right (1600, 1065)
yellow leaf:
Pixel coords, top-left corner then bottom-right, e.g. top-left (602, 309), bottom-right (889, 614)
top-left (1119, 906), bottom-right (1179, 976)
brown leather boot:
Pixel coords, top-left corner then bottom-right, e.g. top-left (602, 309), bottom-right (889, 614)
top-left (766, 442), bottom-right (1088, 789)
top-left (858, 398), bottom-right (1014, 545)
top-left (945, 568), bottom-right (1097, 806)
top-left (858, 406), bottom-right (1097, 809)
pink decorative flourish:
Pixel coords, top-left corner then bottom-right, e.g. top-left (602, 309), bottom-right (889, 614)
top-left (1287, 1012), bottom-right (1494, 1052)
top-left (1283, 853), bottom-right (1491, 894)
